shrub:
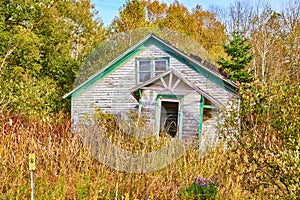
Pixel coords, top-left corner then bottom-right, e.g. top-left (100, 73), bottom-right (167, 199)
top-left (179, 175), bottom-right (219, 200)
top-left (221, 82), bottom-right (300, 199)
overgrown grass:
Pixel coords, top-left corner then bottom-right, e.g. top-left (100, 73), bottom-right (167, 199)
top-left (0, 111), bottom-right (249, 199)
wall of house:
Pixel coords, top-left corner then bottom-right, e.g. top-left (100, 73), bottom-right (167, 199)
top-left (140, 80), bottom-right (221, 148)
top-left (71, 44), bottom-right (235, 150)
top-left (139, 77), bottom-right (201, 139)
top-left (201, 111), bottom-right (219, 151)
top-left (71, 56), bottom-right (138, 130)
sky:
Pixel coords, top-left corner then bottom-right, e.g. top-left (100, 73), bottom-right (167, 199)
top-left (92, 0), bottom-right (286, 27)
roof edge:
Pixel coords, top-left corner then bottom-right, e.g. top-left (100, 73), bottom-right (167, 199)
top-left (63, 34), bottom-right (156, 99)
top-left (131, 68), bottom-right (224, 107)
top-left (63, 33), bottom-right (237, 99)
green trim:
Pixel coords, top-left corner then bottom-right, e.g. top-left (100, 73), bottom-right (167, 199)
top-left (157, 46), bottom-right (237, 95)
top-left (156, 94), bottom-right (183, 100)
top-left (153, 38), bottom-right (237, 94)
top-left (135, 58), bottom-right (139, 84)
top-left (198, 95), bottom-right (204, 148)
top-left (72, 47), bottom-right (144, 99)
top-left (155, 94), bottom-right (184, 139)
top-left (150, 34), bottom-right (237, 94)
top-left (65, 34), bottom-right (237, 100)
top-left (155, 99), bottom-right (160, 135)
top-left (198, 97), bottom-right (217, 148)
top-left (178, 99), bottom-right (184, 139)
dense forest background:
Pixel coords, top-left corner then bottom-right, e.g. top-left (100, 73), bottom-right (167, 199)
top-left (0, 0), bottom-right (299, 199)
top-left (0, 0), bottom-right (299, 115)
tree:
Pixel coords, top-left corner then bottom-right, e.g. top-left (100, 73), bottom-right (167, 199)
top-left (109, 0), bottom-right (148, 33)
top-left (190, 5), bottom-right (227, 59)
top-left (108, 0), bottom-right (226, 61)
top-left (162, 0), bottom-right (193, 35)
top-left (0, 0), bottom-right (105, 116)
top-left (280, 0), bottom-right (300, 83)
top-left (221, 81), bottom-right (300, 198)
top-left (145, 0), bottom-right (167, 26)
top-left (217, 31), bottom-right (254, 83)
top-left (250, 10), bottom-right (282, 84)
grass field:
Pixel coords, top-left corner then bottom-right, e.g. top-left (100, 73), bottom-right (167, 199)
top-left (0, 111), bottom-right (266, 199)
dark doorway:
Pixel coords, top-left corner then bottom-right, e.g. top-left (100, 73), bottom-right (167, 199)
top-left (160, 101), bottom-right (179, 138)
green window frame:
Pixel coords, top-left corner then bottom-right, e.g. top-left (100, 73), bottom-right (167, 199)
top-left (198, 95), bottom-right (217, 147)
top-left (136, 57), bottom-right (169, 83)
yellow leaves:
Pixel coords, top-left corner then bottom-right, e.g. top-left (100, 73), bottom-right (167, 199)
top-left (223, 81), bottom-right (300, 198)
top-left (12, 66), bottom-right (25, 77)
top-left (146, 0), bottom-right (167, 22)
top-left (124, 192), bottom-right (130, 200)
top-left (243, 153), bottom-right (248, 163)
top-left (148, 192), bottom-right (154, 200)
top-left (110, 1), bottom-right (225, 60)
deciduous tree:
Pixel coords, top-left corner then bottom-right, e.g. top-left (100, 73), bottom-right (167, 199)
top-left (0, 0), bottom-right (105, 115)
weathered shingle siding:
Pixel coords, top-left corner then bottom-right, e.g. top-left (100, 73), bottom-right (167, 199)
top-left (140, 89), bottom-right (156, 125)
top-left (71, 44), bottom-right (236, 147)
top-left (201, 114), bottom-right (219, 151)
top-left (139, 78), bottom-right (201, 138)
top-left (72, 44), bottom-right (170, 128)
top-left (181, 92), bottom-right (201, 139)
top-left (72, 67), bottom-right (133, 131)
top-left (169, 56), bottom-right (235, 108)
top-left (144, 45), bottom-right (235, 106)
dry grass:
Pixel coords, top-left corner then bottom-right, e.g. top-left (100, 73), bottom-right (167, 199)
top-left (0, 111), bottom-right (248, 199)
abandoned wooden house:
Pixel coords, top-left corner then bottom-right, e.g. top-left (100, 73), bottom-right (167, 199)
top-left (63, 33), bottom-right (238, 149)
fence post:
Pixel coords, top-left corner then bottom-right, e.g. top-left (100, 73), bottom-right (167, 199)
top-left (29, 152), bottom-right (35, 200)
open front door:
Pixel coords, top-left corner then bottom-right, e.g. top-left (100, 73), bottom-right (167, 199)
top-left (160, 101), bottom-right (179, 138)
top-left (155, 95), bottom-right (183, 138)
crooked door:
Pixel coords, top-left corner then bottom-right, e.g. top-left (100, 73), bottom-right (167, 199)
top-left (156, 95), bottom-right (183, 138)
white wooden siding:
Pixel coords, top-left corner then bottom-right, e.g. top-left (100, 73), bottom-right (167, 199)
top-left (72, 44), bottom-right (236, 150)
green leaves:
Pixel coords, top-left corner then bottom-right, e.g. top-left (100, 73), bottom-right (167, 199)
top-left (179, 176), bottom-right (219, 200)
top-left (0, 0), bottom-right (105, 116)
top-left (217, 31), bottom-right (254, 83)
top-left (222, 81), bottom-right (300, 198)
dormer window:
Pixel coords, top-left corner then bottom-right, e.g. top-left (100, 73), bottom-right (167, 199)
top-left (136, 57), bottom-right (169, 83)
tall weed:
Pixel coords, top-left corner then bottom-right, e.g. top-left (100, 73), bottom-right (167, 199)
top-left (0, 110), bottom-right (248, 199)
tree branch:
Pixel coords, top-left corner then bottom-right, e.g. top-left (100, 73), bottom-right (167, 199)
top-left (0, 43), bottom-right (18, 71)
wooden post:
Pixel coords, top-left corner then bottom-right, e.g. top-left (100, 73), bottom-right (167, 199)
top-left (31, 170), bottom-right (34, 200)
top-left (198, 95), bottom-right (204, 148)
top-left (138, 89), bottom-right (142, 113)
top-left (29, 152), bottom-right (35, 200)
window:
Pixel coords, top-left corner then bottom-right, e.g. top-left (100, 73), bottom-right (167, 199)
top-left (136, 58), bottom-right (168, 83)
top-left (139, 60), bottom-right (151, 82)
top-left (203, 98), bottom-right (216, 122)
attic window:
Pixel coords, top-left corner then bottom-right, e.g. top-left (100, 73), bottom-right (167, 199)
top-left (136, 57), bottom-right (169, 83)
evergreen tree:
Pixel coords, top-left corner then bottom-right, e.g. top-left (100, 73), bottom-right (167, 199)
top-left (217, 31), bottom-right (254, 83)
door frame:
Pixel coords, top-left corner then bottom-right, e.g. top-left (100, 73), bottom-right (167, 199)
top-left (155, 94), bottom-right (184, 139)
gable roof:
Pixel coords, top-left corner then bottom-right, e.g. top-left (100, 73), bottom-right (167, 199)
top-left (131, 68), bottom-right (224, 106)
top-left (63, 33), bottom-right (237, 99)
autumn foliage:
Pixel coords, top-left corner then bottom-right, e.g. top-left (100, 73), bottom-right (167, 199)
top-left (1, 0), bottom-right (299, 199)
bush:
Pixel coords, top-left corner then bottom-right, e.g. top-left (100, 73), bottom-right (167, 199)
top-left (179, 175), bottom-right (219, 200)
top-left (221, 82), bottom-right (300, 199)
